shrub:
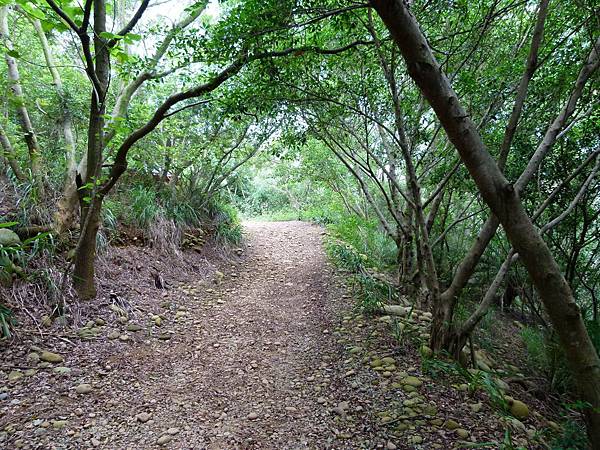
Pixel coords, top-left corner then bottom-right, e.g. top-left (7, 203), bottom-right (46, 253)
top-left (549, 417), bottom-right (588, 449)
top-left (326, 239), bottom-right (395, 313)
top-left (327, 214), bottom-right (396, 271)
top-left (0, 223), bottom-right (52, 337)
top-left (129, 186), bottom-right (160, 228)
top-left (521, 326), bottom-right (571, 392)
top-left (212, 202), bottom-right (243, 245)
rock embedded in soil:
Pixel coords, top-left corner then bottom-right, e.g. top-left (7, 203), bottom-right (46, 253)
top-left (75, 383), bottom-right (93, 394)
top-left (136, 412), bottom-right (152, 423)
top-left (247, 412), bottom-right (259, 420)
top-left (156, 435), bottom-right (172, 445)
top-left (420, 345), bottom-right (433, 358)
top-left (508, 398), bottom-right (529, 419)
top-left (408, 435), bottom-right (423, 445)
top-left (108, 330), bottom-right (120, 340)
top-left (470, 402), bottom-right (483, 413)
top-left (444, 419), bottom-right (460, 430)
top-left (494, 377), bottom-right (510, 392)
top-left (455, 428), bottom-right (470, 439)
top-left (370, 358), bottom-right (383, 368)
top-left (52, 420), bottom-right (67, 429)
top-left (402, 376), bottom-right (423, 387)
top-left (0, 228), bottom-right (20, 246)
top-left (8, 370), bottom-right (23, 382)
top-left (40, 351), bottom-right (63, 363)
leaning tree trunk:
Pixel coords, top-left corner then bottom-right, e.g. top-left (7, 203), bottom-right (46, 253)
top-left (0, 6), bottom-right (44, 195)
top-left (31, 18), bottom-right (80, 233)
top-left (369, 0), bottom-right (600, 445)
top-left (431, 0), bottom-right (598, 353)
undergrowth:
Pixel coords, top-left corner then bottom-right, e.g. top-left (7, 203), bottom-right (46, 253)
top-left (521, 326), bottom-right (572, 393)
top-left (103, 183), bottom-right (243, 248)
top-left (0, 222), bottom-right (52, 337)
top-left (421, 355), bottom-right (509, 413)
top-left (326, 214), bottom-right (396, 271)
top-left (326, 238), bottom-right (396, 313)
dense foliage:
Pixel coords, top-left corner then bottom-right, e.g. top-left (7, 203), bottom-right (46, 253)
top-left (0, 0), bottom-right (598, 445)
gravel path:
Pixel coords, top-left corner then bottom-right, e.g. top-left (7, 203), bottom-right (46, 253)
top-left (1, 221), bottom-right (392, 449)
top-left (1, 220), bottom-right (561, 449)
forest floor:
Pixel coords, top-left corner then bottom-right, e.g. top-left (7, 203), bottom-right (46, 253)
top-left (1, 221), bottom-right (559, 449)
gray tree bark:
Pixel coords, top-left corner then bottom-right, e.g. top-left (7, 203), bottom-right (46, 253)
top-left (0, 6), bottom-right (44, 194)
top-left (369, 0), bottom-right (600, 444)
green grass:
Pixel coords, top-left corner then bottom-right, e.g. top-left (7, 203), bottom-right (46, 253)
top-left (326, 238), bottom-right (395, 313)
top-left (213, 202), bottom-right (243, 245)
top-left (521, 326), bottom-right (572, 392)
top-left (0, 303), bottom-right (16, 338)
top-left (247, 208), bottom-right (300, 222)
top-left (129, 186), bottom-right (160, 228)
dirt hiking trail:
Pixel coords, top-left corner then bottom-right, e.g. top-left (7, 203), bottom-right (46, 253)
top-left (1, 221), bottom-right (391, 449)
top-left (2, 221), bottom-right (518, 449)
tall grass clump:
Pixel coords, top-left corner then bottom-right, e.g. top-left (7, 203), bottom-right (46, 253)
top-left (326, 238), bottom-right (395, 313)
top-left (212, 202), bottom-right (243, 245)
top-left (327, 214), bottom-right (396, 271)
top-left (129, 186), bottom-right (160, 228)
top-left (521, 326), bottom-right (572, 392)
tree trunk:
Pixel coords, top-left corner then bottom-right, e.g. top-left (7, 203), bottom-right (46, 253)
top-left (370, 19), bottom-right (439, 306)
top-left (72, 0), bottom-right (111, 299)
top-left (457, 153), bottom-right (600, 347)
top-left (72, 197), bottom-right (103, 300)
top-left (31, 18), bottom-right (80, 233)
top-left (0, 6), bottom-right (44, 194)
top-left (370, 1), bottom-right (600, 444)
top-left (0, 123), bottom-right (26, 180)
top-left (431, 5), bottom-right (598, 351)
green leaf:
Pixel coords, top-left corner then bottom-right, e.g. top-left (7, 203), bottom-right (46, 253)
top-left (20, 2), bottom-right (46, 20)
top-left (123, 33), bottom-right (142, 44)
top-left (6, 49), bottom-right (20, 58)
top-left (22, 232), bottom-right (50, 246)
top-left (99, 31), bottom-right (123, 40)
top-left (0, 222), bottom-right (19, 228)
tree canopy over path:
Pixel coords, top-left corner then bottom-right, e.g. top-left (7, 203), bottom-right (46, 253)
top-left (0, 0), bottom-right (599, 447)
